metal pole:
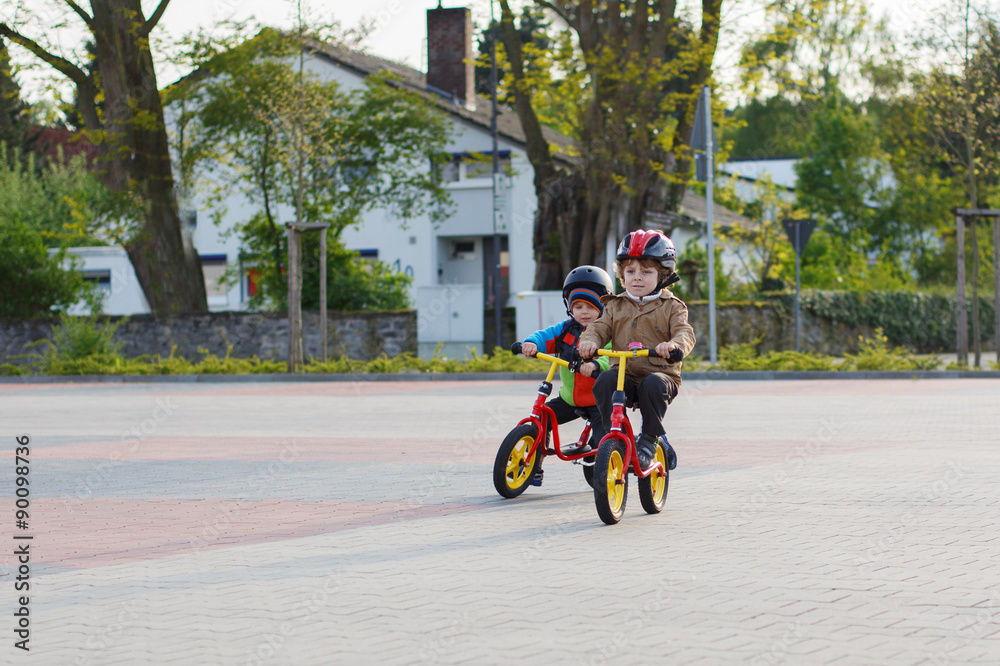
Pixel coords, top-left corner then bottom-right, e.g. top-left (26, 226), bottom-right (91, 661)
top-left (795, 225), bottom-right (801, 353)
top-left (704, 85), bottom-right (717, 365)
top-left (971, 216), bottom-right (981, 367)
top-left (956, 214), bottom-right (968, 366)
top-left (490, 0), bottom-right (503, 351)
top-left (320, 228), bottom-right (327, 362)
top-left (287, 228), bottom-right (301, 372)
top-left (994, 217), bottom-right (999, 366)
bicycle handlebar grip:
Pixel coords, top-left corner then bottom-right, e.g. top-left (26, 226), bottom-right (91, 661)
top-left (647, 348), bottom-right (660, 358)
top-left (510, 342), bottom-right (523, 355)
top-left (667, 348), bottom-right (684, 364)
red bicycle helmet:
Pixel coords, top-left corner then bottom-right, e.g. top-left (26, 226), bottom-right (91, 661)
top-left (616, 229), bottom-right (676, 272)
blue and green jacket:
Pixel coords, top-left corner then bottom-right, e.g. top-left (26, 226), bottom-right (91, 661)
top-left (525, 319), bottom-right (611, 407)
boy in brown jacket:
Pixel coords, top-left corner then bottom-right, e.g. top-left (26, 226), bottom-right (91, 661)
top-left (578, 230), bottom-right (696, 471)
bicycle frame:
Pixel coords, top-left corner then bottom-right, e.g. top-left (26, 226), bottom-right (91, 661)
top-left (594, 347), bottom-right (666, 478)
top-left (516, 351), bottom-right (594, 463)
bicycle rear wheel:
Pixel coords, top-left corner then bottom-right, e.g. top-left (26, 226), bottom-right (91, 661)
top-left (638, 439), bottom-right (669, 514)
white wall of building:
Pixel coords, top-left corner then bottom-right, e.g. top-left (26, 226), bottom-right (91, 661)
top-left (56, 247), bottom-right (151, 315)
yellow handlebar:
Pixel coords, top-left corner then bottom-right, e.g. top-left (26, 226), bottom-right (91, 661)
top-left (534, 351), bottom-right (570, 368)
top-left (595, 347), bottom-right (655, 390)
top-left (531, 351), bottom-right (568, 383)
top-left (596, 348), bottom-right (653, 359)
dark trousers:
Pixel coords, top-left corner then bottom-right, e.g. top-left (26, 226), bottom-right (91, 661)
top-left (592, 371), bottom-right (678, 439)
top-left (545, 396), bottom-right (605, 449)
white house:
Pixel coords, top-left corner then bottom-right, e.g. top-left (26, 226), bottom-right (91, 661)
top-left (168, 5), bottom-right (579, 358)
top-left (65, 4), bottom-right (750, 358)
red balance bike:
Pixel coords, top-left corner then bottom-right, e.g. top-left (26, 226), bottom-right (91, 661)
top-left (492, 342), bottom-right (600, 498)
top-left (590, 345), bottom-right (676, 525)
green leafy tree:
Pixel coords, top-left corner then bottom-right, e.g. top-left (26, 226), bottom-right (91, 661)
top-left (1, 0), bottom-right (208, 316)
top-left (723, 96), bottom-right (819, 158)
top-left (913, 5), bottom-right (1000, 364)
top-left (474, 6), bottom-right (551, 99)
top-left (727, 0), bottom-right (882, 156)
top-left (497, 0), bottom-right (726, 289)
top-left (239, 212), bottom-right (410, 312)
top-left (795, 95), bottom-right (890, 244)
top-left (739, 0), bottom-right (874, 101)
top-left (166, 27), bottom-right (450, 311)
top-left (717, 177), bottom-right (798, 293)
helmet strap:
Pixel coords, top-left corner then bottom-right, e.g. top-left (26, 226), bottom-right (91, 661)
top-left (654, 272), bottom-right (680, 292)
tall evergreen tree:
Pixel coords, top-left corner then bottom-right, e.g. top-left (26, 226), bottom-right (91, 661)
top-left (0, 37), bottom-right (31, 163)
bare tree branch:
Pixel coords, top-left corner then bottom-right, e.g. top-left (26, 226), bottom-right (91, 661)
top-left (0, 23), bottom-right (88, 85)
top-left (0, 22), bottom-right (101, 131)
top-left (535, 0), bottom-right (573, 27)
top-left (60, 0), bottom-right (94, 28)
top-left (141, 0), bottom-right (172, 37)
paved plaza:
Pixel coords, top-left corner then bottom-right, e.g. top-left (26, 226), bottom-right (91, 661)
top-left (1, 376), bottom-right (999, 664)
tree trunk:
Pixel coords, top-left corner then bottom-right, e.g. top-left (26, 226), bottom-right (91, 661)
top-left (90, 0), bottom-right (206, 315)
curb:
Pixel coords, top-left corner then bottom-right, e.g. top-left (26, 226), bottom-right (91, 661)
top-left (2, 370), bottom-right (1000, 383)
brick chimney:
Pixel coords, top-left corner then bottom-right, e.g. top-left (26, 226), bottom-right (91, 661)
top-left (426, 5), bottom-right (475, 110)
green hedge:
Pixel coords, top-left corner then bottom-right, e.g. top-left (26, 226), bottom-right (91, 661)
top-left (762, 290), bottom-right (997, 353)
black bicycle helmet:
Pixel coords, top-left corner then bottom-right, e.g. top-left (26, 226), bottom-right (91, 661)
top-left (562, 265), bottom-right (614, 315)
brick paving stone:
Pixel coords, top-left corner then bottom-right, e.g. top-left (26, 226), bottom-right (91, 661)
top-left (2, 378), bottom-right (1000, 664)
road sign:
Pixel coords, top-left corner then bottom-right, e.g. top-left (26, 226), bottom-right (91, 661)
top-left (690, 90), bottom-right (718, 183)
top-left (783, 218), bottom-right (817, 254)
top-left (781, 218), bottom-right (816, 353)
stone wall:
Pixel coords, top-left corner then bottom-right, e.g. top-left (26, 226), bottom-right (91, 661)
top-left (0, 311), bottom-right (416, 366)
top-left (686, 301), bottom-right (977, 357)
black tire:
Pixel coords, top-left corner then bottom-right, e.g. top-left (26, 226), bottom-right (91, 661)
top-left (638, 438), bottom-right (669, 514)
top-left (593, 438), bottom-right (629, 525)
top-left (493, 424), bottom-right (542, 498)
top-left (582, 454), bottom-right (596, 488)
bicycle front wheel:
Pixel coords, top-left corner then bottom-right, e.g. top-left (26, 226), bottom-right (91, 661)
top-left (493, 424), bottom-right (542, 498)
top-left (593, 438), bottom-right (628, 524)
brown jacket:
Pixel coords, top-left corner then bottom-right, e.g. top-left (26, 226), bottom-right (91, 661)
top-left (579, 291), bottom-right (697, 387)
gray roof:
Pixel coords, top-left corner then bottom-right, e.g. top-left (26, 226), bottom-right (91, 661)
top-left (643, 190), bottom-right (750, 233)
top-left (310, 41), bottom-right (577, 164)
top-left (677, 191), bottom-right (749, 229)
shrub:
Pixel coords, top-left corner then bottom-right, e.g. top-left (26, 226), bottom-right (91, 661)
top-left (717, 338), bottom-right (835, 371)
top-left (29, 314), bottom-right (123, 374)
top-left (840, 328), bottom-right (941, 371)
top-left (0, 216), bottom-right (93, 319)
top-left (762, 290), bottom-right (995, 353)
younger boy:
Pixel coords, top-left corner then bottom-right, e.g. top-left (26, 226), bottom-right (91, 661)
top-left (578, 230), bottom-right (696, 471)
top-left (520, 266), bottom-right (614, 484)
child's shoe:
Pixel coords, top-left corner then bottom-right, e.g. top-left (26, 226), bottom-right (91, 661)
top-left (658, 435), bottom-right (677, 470)
top-left (531, 468), bottom-right (544, 486)
top-left (635, 433), bottom-right (657, 470)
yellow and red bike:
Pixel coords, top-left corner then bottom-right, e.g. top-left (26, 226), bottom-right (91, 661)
top-left (590, 345), bottom-right (676, 525)
top-left (492, 342), bottom-right (600, 498)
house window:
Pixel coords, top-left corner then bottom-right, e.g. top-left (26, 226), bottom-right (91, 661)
top-left (201, 255), bottom-right (228, 298)
top-left (465, 156), bottom-right (511, 179)
top-left (439, 151), bottom-right (513, 182)
top-left (438, 157), bottom-right (461, 182)
top-left (82, 269), bottom-right (112, 291)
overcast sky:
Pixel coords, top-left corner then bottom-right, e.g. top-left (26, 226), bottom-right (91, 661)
top-left (2, 0), bottom-right (982, 109)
